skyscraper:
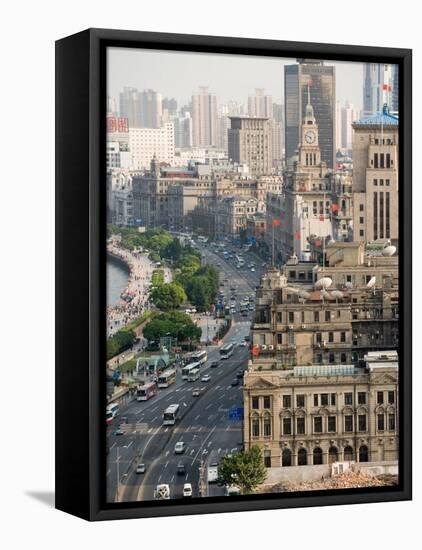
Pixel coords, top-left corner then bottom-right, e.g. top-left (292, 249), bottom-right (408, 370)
top-left (248, 88), bottom-right (272, 118)
top-left (336, 100), bottom-right (359, 150)
top-left (284, 59), bottom-right (336, 168)
top-left (363, 63), bottom-right (397, 118)
top-left (191, 86), bottom-right (218, 147)
top-left (228, 116), bottom-right (272, 176)
top-left (119, 86), bottom-right (142, 127)
top-left (139, 89), bottom-right (162, 128)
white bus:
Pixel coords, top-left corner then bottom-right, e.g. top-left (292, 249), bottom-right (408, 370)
top-left (189, 350), bottom-right (208, 365)
top-left (106, 403), bottom-right (119, 425)
top-left (181, 362), bottom-right (201, 380)
top-left (136, 381), bottom-right (158, 401)
top-left (187, 368), bottom-right (200, 382)
top-left (163, 404), bottom-right (180, 425)
top-left (157, 369), bottom-right (176, 388)
top-left (220, 342), bottom-right (235, 359)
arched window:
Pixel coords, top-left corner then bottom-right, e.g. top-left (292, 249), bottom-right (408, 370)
top-left (359, 445), bottom-right (369, 462)
top-left (251, 415), bottom-right (260, 438)
top-left (328, 446), bottom-right (338, 463)
top-left (282, 448), bottom-right (292, 467)
top-left (313, 447), bottom-right (323, 465)
top-left (344, 446), bottom-right (354, 461)
top-left (298, 448), bottom-right (307, 466)
top-left (263, 413), bottom-right (271, 438)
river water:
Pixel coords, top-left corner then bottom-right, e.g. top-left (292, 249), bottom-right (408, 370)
top-left (107, 257), bottom-right (129, 306)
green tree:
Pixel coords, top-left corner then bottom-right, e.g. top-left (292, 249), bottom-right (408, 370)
top-left (217, 445), bottom-right (267, 494)
top-left (143, 311), bottom-right (201, 343)
top-left (164, 238), bottom-right (182, 261)
top-left (151, 282), bottom-right (187, 311)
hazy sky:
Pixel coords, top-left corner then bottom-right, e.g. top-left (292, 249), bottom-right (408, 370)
top-left (107, 47), bottom-right (364, 111)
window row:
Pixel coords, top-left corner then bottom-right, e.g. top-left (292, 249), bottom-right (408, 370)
top-left (281, 445), bottom-right (369, 466)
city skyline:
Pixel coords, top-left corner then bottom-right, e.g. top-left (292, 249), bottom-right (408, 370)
top-left (107, 47), bottom-right (365, 112)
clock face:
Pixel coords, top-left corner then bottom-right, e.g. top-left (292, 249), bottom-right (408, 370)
top-left (305, 131), bottom-right (316, 144)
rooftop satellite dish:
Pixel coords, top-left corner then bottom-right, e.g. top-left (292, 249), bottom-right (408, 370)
top-left (345, 281), bottom-right (353, 289)
top-left (320, 289), bottom-right (330, 300)
top-left (382, 245), bottom-right (396, 256)
top-left (332, 290), bottom-right (344, 299)
top-left (366, 276), bottom-right (376, 289)
top-left (315, 277), bottom-right (332, 290)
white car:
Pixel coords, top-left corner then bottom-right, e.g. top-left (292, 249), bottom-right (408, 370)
top-left (250, 268), bottom-right (255, 272)
top-left (183, 483), bottom-right (193, 497)
top-left (174, 441), bottom-right (185, 454)
top-left (201, 374), bottom-right (211, 383)
top-left (240, 341), bottom-right (247, 347)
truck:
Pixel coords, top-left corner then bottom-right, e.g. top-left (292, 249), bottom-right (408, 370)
top-left (207, 463), bottom-right (218, 483)
top-left (154, 484), bottom-right (170, 500)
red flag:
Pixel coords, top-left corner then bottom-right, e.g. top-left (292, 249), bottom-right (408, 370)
top-left (319, 215), bottom-right (325, 222)
top-left (273, 219), bottom-right (281, 226)
top-left (315, 240), bottom-right (321, 247)
top-left (332, 203), bottom-right (339, 213)
top-left (295, 231), bottom-right (301, 241)
top-left (252, 345), bottom-right (260, 357)
top-left (383, 84), bottom-right (392, 91)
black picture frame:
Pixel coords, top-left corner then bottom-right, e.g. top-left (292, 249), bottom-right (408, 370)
top-left (55, 28), bottom-right (412, 521)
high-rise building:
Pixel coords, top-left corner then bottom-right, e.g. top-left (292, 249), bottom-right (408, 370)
top-left (139, 89), bottom-right (162, 128)
top-left (107, 96), bottom-right (117, 116)
top-left (162, 97), bottom-right (178, 116)
top-left (119, 87), bottom-right (142, 127)
top-left (174, 113), bottom-right (193, 148)
top-left (285, 59), bottom-right (336, 168)
top-left (191, 86), bottom-right (219, 147)
top-left (363, 63), bottom-right (398, 118)
top-left (336, 101), bottom-right (359, 151)
top-left (228, 116), bottom-right (272, 176)
top-left (248, 88), bottom-right (273, 118)
top-left (352, 105), bottom-right (399, 244)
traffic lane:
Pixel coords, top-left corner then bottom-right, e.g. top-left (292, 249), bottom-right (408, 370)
top-left (131, 352), bottom-right (247, 501)
top-left (107, 343), bottom-right (248, 498)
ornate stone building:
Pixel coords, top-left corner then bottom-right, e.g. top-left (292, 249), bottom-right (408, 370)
top-left (243, 352), bottom-right (398, 468)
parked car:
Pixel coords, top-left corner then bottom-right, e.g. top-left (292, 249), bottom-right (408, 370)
top-left (192, 388), bottom-right (200, 397)
top-left (174, 441), bottom-right (185, 454)
top-left (136, 463), bottom-right (146, 474)
top-left (201, 374), bottom-right (211, 383)
top-left (231, 378), bottom-right (239, 386)
top-left (114, 425), bottom-right (124, 436)
top-left (236, 370), bottom-right (244, 379)
top-left (210, 361), bottom-right (219, 368)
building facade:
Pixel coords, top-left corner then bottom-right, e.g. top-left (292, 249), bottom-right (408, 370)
top-left (351, 106), bottom-right (399, 244)
top-left (243, 354), bottom-right (398, 468)
top-left (228, 116), bottom-right (273, 176)
top-left (129, 123), bottom-right (175, 169)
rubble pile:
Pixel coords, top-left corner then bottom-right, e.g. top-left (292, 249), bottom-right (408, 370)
top-left (262, 471), bottom-right (398, 493)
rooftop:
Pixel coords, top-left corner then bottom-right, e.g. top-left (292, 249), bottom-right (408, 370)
top-left (353, 104), bottom-right (399, 127)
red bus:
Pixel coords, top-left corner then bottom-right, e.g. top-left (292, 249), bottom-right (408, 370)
top-left (136, 381), bottom-right (158, 402)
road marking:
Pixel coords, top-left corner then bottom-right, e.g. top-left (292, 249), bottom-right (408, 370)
top-left (194, 414), bottom-right (200, 420)
top-left (110, 442), bottom-right (116, 450)
top-left (126, 441), bottom-right (133, 450)
top-left (205, 403), bottom-right (212, 410)
top-left (106, 469), bottom-right (111, 476)
top-left (147, 428), bottom-right (152, 433)
top-left (164, 461), bottom-right (169, 469)
top-left (185, 473), bottom-right (189, 481)
top-left (158, 475), bottom-right (162, 482)
top-left (171, 475), bottom-right (174, 482)
top-left (190, 449), bottom-right (194, 455)
top-left (165, 450), bottom-right (170, 457)
top-left (218, 448), bottom-right (221, 454)
top-left (164, 427), bottom-right (168, 432)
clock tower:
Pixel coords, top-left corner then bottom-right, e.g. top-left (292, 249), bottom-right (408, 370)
top-left (299, 88), bottom-right (322, 170)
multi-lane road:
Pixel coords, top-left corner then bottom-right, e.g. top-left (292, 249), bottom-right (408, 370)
top-left (106, 242), bottom-right (264, 503)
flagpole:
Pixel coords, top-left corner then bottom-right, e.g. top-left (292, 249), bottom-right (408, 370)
top-left (272, 219), bottom-right (275, 267)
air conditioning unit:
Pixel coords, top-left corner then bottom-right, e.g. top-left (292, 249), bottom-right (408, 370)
top-left (301, 324), bottom-right (306, 329)
top-left (261, 344), bottom-right (267, 350)
top-left (277, 345), bottom-right (283, 351)
top-left (268, 345), bottom-right (274, 351)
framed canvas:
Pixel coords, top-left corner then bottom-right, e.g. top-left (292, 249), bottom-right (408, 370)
top-left (55, 28), bottom-right (412, 521)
